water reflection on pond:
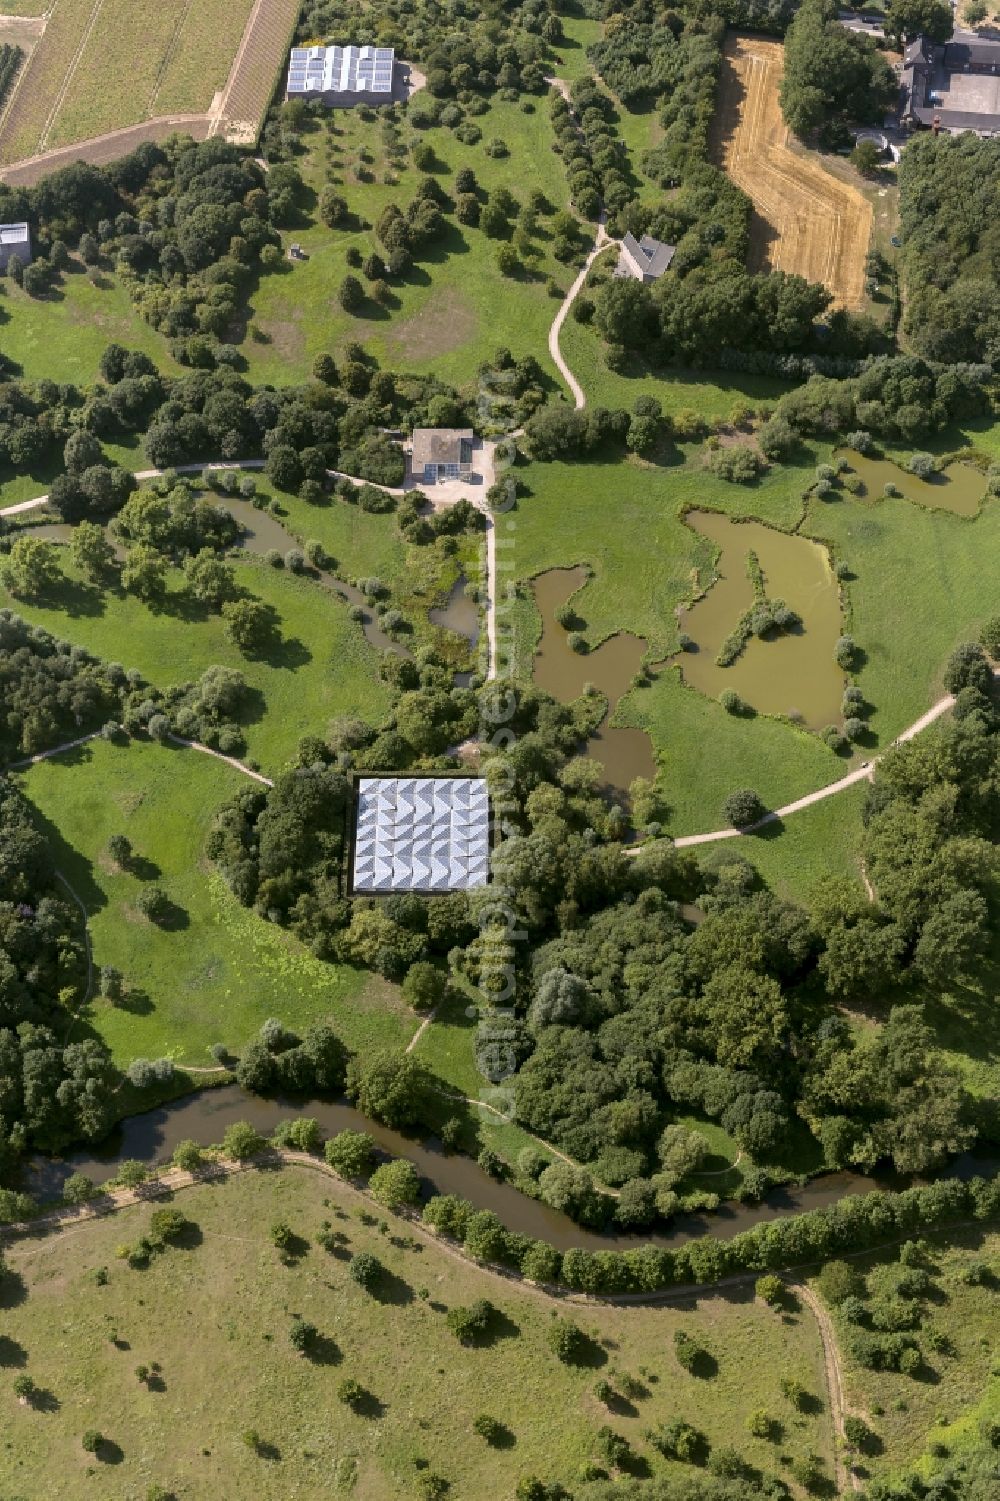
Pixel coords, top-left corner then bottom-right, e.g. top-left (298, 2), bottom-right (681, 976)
top-left (531, 566), bottom-right (656, 791)
top-left (834, 452), bottom-right (987, 518)
top-left (678, 511), bottom-right (844, 729)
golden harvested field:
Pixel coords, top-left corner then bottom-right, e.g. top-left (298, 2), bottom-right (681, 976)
top-left (712, 34), bottom-right (872, 309)
top-left (0, 0), bottom-right (256, 166)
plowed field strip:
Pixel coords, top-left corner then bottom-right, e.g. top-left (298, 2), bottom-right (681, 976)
top-left (712, 34), bottom-right (871, 309)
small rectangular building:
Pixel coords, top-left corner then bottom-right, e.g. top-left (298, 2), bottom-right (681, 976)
top-left (0, 222), bottom-right (31, 272)
top-left (617, 232), bottom-right (675, 284)
top-left (352, 777), bottom-right (491, 893)
top-left (411, 428), bottom-right (474, 484)
top-left (286, 44), bottom-right (395, 105)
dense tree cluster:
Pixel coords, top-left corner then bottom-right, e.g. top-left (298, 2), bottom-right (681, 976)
top-left (0, 611), bottom-right (123, 759)
top-left (772, 354), bottom-right (991, 442)
top-left (898, 134), bottom-right (1000, 368)
top-left (0, 779), bottom-right (120, 1185)
top-left (445, 678), bottom-right (1000, 1219)
top-left (780, 0), bottom-right (897, 144)
top-left (207, 764), bottom-right (354, 925)
top-left (0, 141), bottom-right (291, 365)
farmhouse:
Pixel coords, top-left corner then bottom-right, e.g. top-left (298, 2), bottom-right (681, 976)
top-left (352, 777), bottom-right (491, 893)
top-left (0, 222), bottom-right (31, 271)
top-left (616, 232), bottom-right (675, 284)
top-left (901, 32), bottom-right (1000, 135)
top-left (286, 44), bottom-right (396, 105)
top-left (411, 428), bottom-right (475, 484)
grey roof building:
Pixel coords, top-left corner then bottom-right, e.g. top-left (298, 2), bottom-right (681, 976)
top-left (0, 222), bottom-right (31, 272)
top-left (352, 777), bottom-right (491, 893)
top-left (411, 428), bottom-right (474, 483)
top-left (286, 44), bottom-right (395, 104)
top-left (900, 31), bottom-right (1000, 135)
top-left (617, 232), bottom-right (675, 284)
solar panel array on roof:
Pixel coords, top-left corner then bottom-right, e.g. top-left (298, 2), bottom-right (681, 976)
top-left (287, 44), bottom-right (395, 96)
top-left (353, 778), bottom-right (490, 893)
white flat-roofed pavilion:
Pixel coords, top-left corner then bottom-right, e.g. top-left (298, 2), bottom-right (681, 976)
top-left (352, 777), bottom-right (490, 893)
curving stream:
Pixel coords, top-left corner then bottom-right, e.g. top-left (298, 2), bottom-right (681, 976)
top-left (28, 1083), bottom-right (999, 1252)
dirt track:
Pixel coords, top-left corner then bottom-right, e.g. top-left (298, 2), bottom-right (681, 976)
top-left (713, 35), bottom-right (872, 309)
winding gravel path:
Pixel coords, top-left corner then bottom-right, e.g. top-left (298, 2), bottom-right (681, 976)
top-left (663, 682), bottom-right (980, 850)
top-left (548, 219), bottom-right (614, 408)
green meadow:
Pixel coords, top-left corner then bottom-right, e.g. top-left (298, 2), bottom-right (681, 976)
top-left (18, 738), bottom-right (414, 1067)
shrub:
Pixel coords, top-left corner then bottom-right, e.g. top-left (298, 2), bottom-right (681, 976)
top-left (289, 1317), bottom-right (317, 1353)
top-left (349, 1250), bottom-right (383, 1290)
top-left (472, 1412), bottom-right (504, 1444)
top-left (149, 1208), bottom-right (188, 1243)
top-left (673, 1329), bottom-right (706, 1373)
top-left (755, 1274), bottom-right (784, 1306)
top-left (547, 1318), bottom-right (587, 1363)
top-left (63, 1172), bottom-right (97, 1205)
top-left (446, 1298), bottom-right (495, 1343)
top-left (907, 452), bottom-right (935, 479)
top-left (325, 1130), bottom-right (376, 1179)
top-left (368, 1158), bottom-right (421, 1209)
top-left (722, 788), bottom-right (764, 828)
top-left (835, 635), bottom-right (857, 669)
top-left (135, 885), bottom-right (170, 923)
top-left (222, 1121), bottom-right (264, 1161)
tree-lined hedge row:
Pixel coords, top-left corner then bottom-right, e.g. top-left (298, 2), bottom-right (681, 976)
top-left (419, 1174), bottom-right (1000, 1294)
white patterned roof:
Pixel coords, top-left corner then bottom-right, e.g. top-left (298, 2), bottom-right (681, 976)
top-left (352, 777), bottom-right (490, 893)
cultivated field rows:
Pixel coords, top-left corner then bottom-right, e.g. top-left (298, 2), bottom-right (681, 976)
top-left (0, 0), bottom-right (284, 168)
top-left (713, 34), bottom-right (872, 309)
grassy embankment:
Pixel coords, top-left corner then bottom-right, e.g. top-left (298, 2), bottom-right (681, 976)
top-left (1, 1162), bottom-right (836, 1500)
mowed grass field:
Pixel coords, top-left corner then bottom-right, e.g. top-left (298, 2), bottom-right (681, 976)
top-left (239, 98), bottom-right (580, 391)
top-left (1, 1164), bottom-right (836, 1500)
top-left (0, 549), bottom-right (392, 772)
top-left (710, 35), bottom-right (873, 309)
top-left (19, 739), bottom-right (415, 1066)
top-left (0, 0), bottom-right (255, 164)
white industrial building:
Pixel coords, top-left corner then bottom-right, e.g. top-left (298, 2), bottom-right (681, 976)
top-left (352, 777), bottom-right (490, 893)
top-left (286, 44), bottom-right (396, 104)
top-left (0, 223), bottom-right (32, 272)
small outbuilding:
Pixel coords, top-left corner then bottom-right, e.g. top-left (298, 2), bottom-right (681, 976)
top-left (0, 222), bottom-right (32, 272)
top-left (617, 231), bottom-right (675, 284)
top-left (411, 428), bottom-right (474, 484)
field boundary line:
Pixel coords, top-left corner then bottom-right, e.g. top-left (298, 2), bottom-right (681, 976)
top-left (0, 8), bottom-right (40, 141)
top-left (209, 0), bottom-right (264, 136)
top-left (36, 0), bottom-right (105, 154)
top-left (147, 0), bottom-right (197, 117)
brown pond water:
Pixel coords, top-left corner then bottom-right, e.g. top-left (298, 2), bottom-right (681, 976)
top-left (678, 512), bottom-right (844, 728)
top-left (30, 1083), bottom-right (996, 1252)
top-left (532, 567), bottom-right (656, 791)
top-left (835, 452), bottom-right (988, 517)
